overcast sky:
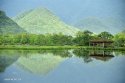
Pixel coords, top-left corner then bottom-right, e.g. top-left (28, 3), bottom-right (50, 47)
top-left (0, 0), bottom-right (125, 23)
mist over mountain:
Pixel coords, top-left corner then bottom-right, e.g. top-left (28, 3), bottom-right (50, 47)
top-left (0, 10), bottom-right (25, 34)
top-left (75, 17), bottom-right (125, 34)
top-left (13, 8), bottom-right (79, 35)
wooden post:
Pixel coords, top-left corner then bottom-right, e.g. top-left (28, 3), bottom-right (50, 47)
top-left (89, 42), bottom-right (90, 47)
top-left (103, 42), bottom-right (105, 48)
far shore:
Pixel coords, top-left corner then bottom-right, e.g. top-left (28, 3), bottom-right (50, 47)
top-left (0, 45), bottom-right (125, 51)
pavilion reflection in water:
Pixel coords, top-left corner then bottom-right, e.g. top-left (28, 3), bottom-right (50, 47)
top-left (73, 49), bottom-right (115, 63)
top-left (0, 49), bottom-right (118, 74)
top-left (89, 50), bottom-right (114, 61)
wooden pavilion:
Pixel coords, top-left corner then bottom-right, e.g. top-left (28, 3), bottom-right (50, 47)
top-left (89, 39), bottom-right (114, 48)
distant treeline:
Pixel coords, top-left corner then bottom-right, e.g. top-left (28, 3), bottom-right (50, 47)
top-left (0, 30), bottom-right (125, 47)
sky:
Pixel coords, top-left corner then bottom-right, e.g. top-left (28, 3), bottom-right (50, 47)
top-left (0, 0), bottom-right (125, 24)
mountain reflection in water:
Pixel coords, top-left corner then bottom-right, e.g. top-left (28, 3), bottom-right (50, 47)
top-left (0, 49), bottom-right (125, 83)
top-left (0, 50), bottom-right (71, 74)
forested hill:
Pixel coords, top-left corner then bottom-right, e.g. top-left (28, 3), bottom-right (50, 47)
top-left (0, 10), bottom-right (26, 34)
top-left (13, 7), bottom-right (79, 36)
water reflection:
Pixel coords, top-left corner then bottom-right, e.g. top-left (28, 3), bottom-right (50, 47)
top-left (15, 51), bottom-right (70, 75)
top-left (0, 50), bottom-right (20, 72)
top-left (0, 49), bottom-right (125, 73)
top-left (73, 49), bottom-right (115, 63)
top-left (0, 50), bottom-right (72, 74)
top-left (0, 49), bottom-right (125, 83)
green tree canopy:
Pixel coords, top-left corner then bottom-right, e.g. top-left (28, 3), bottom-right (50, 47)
top-left (114, 33), bottom-right (125, 47)
top-left (98, 31), bottom-right (113, 40)
top-left (74, 30), bottom-right (93, 46)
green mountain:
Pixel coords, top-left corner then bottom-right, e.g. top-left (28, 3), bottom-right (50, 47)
top-left (75, 17), bottom-right (125, 34)
top-left (0, 10), bottom-right (26, 34)
top-left (13, 8), bottom-right (79, 36)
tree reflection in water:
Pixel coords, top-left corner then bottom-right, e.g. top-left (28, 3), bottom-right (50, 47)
top-left (15, 50), bottom-right (72, 75)
top-left (73, 49), bottom-right (117, 63)
top-left (0, 49), bottom-right (125, 74)
top-left (0, 50), bottom-right (20, 72)
top-left (0, 50), bottom-right (72, 74)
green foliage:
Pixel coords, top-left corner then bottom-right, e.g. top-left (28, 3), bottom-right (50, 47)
top-left (0, 11), bottom-right (5, 16)
top-left (0, 30), bottom-right (125, 47)
top-left (51, 33), bottom-right (73, 45)
top-left (0, 33), bottom-right (73, 46)
top-left (73, 30), bottom-right (93, 46)
top-left (114, 33), bottom-right (125, 47)
top-left (0, 10), bottom-right (26, 34)
top-left (98, 31), bottom-right (113, 40)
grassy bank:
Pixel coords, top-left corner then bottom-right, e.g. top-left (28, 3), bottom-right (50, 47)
top-left (0, 45), bottom-right (81, 50)
top-left (0, 45), bottom-right (125, 51)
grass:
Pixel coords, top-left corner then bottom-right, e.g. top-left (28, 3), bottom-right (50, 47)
top-left (0, 45), bottom-right (125, 51)
top-left (0, 45), bottom-right (82, 50)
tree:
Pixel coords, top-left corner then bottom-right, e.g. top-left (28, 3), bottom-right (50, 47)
top-left (114, 33), bottom-right (125, 47)
top-left (28, 34), bottom-right (38, 45)
top-left (83, 30), bottom-right (93, 35)
top-left (51, 33), bottom-right (73, 46)
top-left (98, 31), bottom-right (113, 40)
top-left (74, 30), bottom-right (93, 46)
top-left (20, 34), bottom-right (30, 44)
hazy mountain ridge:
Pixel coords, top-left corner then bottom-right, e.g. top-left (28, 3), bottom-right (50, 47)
top-left (1, 7), bottom-right (124, 35)
top-left (0, 10), bottom-right (26, 34)
top-left (13, 9), bottom-right (33, 22)
top-left (74, 17), bottom-right (125, 34)
top-left (13, 7), bottom-right (79, 36)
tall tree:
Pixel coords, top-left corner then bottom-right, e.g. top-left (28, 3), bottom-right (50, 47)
top-left (98, 31), bottom-right (113, 40)
top-left (74, 30), bottom-right (93, 46)
top-left (114, 33), bottom-right (125, 47)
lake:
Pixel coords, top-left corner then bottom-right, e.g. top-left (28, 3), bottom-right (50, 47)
top-left (0, 49), bottom-right (125, 83)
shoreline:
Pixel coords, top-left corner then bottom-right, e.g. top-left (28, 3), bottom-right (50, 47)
top-left (0, 45), bottom-right (125, 51)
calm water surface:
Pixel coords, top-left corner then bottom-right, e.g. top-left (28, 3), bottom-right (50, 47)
top-left (0, 49), bottom-right (125, 83)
